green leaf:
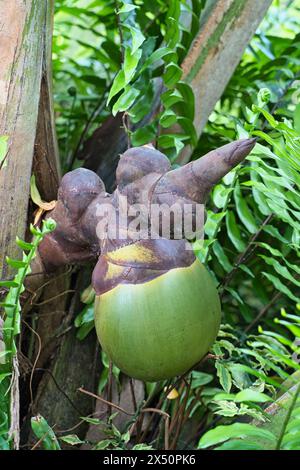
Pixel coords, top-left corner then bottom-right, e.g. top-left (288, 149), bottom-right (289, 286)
top-left (131, 124), bottom-right (156, 146)
top-left (212, 242), bottom-right (233, 273)
top-left (5, 258), bottom-right (27, 269)
top-left (159, 109), bottom-right (177, 128)
top-left (198, 423), bottom-right (276, 449)
top-left (140, 47), bottom-right (172, 73)
top-left (252, 105), bottom-right (278, 128)
top-left (262, 272), bottom-right (299, 302)
top-left (31, 415), bottom-right (61, 450)
top-left (59, 434), bottom-right (85, 446)
top-left (125, 26), bottom-right (145, 54)
top-left (0, 281), bottom-right (19, 288)
top-left (234, 184), bottom-right (258, 233)
top-left (165, 17), bottom-right (180, 49)
top-left (161, 89), bottom-right (183, 108)
top-left (226, 211), bottom-right (246, 252)
top-left (123, 47), bottom-right (142, 83)
top-left (176, 82), bottom-right (195, 120)
top-left (158, 134), bottom-right (187, 153)
top-left (190, 371), bottom-right (213, 388)
top-left (29, 224), bottom-right (41, 237)
top-left (163, 62), bottom-right (182, 88)
top-left (177, 117), bottom-right (197, 146)
top-left (263, 225), bottom-right (288, 244)
top-left (30, 174), bottom-right (44, 208)
top-left (216, 362), bottom-right (232, 393)
top-left (234, 389), bottom-right (270, 403)
top-left (118, 4), bottom-right (139, 14)
top-left (215, 440), bottom-right (264, 450)
top-left (212, 185), bottom-right (233, 209)
top-left (112, 86), bottom-right (139, 116)
top-left (94, 439), bottom-right (112, 449)
top-left (107, 70), bottom-right (125, 105)
top-left (260, 255), bottom-right (300, 288)
top-left (0, 135), bottom-right (8, 168)
top-left (15, 237), bottom-right (34, 251)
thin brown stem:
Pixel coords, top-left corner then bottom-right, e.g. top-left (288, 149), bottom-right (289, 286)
top-left (78, 387), bottom-right (134, 416)
top-left (169, 379), bottom-right (191, 450)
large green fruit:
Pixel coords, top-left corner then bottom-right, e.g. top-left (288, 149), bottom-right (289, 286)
top-left (94, 258), bottom-right (221, 382)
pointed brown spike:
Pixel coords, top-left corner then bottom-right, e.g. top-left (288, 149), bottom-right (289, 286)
top-left (152, 138), bottom-right (256, 204)
top-left (190, 138), bottom-right (257, 192)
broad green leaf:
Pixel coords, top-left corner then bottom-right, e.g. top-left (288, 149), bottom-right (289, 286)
top-left (176, 82), bottom-right (195, 120)
top-left (198, 423), bottom-right (276, 449)
top-left (226, 211), bottom-right (246, 252)
top-left (165, 17), bottom-right (180, 49)
top-left (59, 434), bottom-right (85, 446)
top-left (161, 89), bottom-right (183, 108)
top-left (163, 62), bottom-right (182, 88)
top-left (6, 258), bottom-right (27, 269)
top-left (112, 86), bottom-right (139, 115)
top-left (215, 440), bottom-right (264, 450)
top-left (204, 210), bottom-right (226, 238)
top-left (118, 4), bottom-right (139, 14)
top-left (262, 272), bottom-right (299, 302)
top-left (124, 26), bottom-right (145, 54)
top-left (259, 255), bottom-right (300, 288)
top-left (160, 109), bottom-right (177, 128)
top-left (177, 117), bottom-right (197, 146)
top-left (216, 361), bottom-right (232, 393)
top-left (123, 47), bottom-right (142, 83)
top-left (234, 184), bottom-right (258, 233)
top-left (107, 70), bottom-right (125, 105)
top-left (131, 124), bottom-right (156, 146)
top-left (140, 47), bottom-right (172, 73)
top-left (190, 371), bottom-right (213, 388)
top-left (234, 389), bottom-right (270, 403)
top-left (263, 225), bottom-right (288, 244)
top-left (31, 415), bottom-right (61, 450)
top-left (15, 237), bottom-right (34, 251)
top-left (212, 185), bottom-right (233, 209)
top-left (212, 242), bottom-right (233, 272)
top-left (0, 281), bottom-right (19, 288)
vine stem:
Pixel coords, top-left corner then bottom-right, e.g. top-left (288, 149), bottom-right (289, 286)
top-left (275, 382), bottom-right (300, 450)
top-left (6, 231), bottom-right (44, 366)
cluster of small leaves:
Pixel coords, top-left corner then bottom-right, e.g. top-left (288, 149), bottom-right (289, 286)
top-left (108, 0), bottom-right (201, 160)
top-left (53, 0), bottom-right (205, 167)
top-left (196, 22), bottom-right (300, 325)
top-left (31, 412), bottom-right (152, 450)
top-left (197, 307), bottom-right (300, 450)
top-left (53, 0), bottom-right (118, 169)
top-left (0, 219), bottom-right (56, 450)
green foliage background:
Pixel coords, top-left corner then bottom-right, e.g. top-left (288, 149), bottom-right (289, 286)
top-left (1, 0), bottom-right (300, 451)
top-left (48, 0), bottom-right (300, 450)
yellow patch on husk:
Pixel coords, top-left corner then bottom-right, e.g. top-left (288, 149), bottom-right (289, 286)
top-left (108, 243), bottom-right (159, 265)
